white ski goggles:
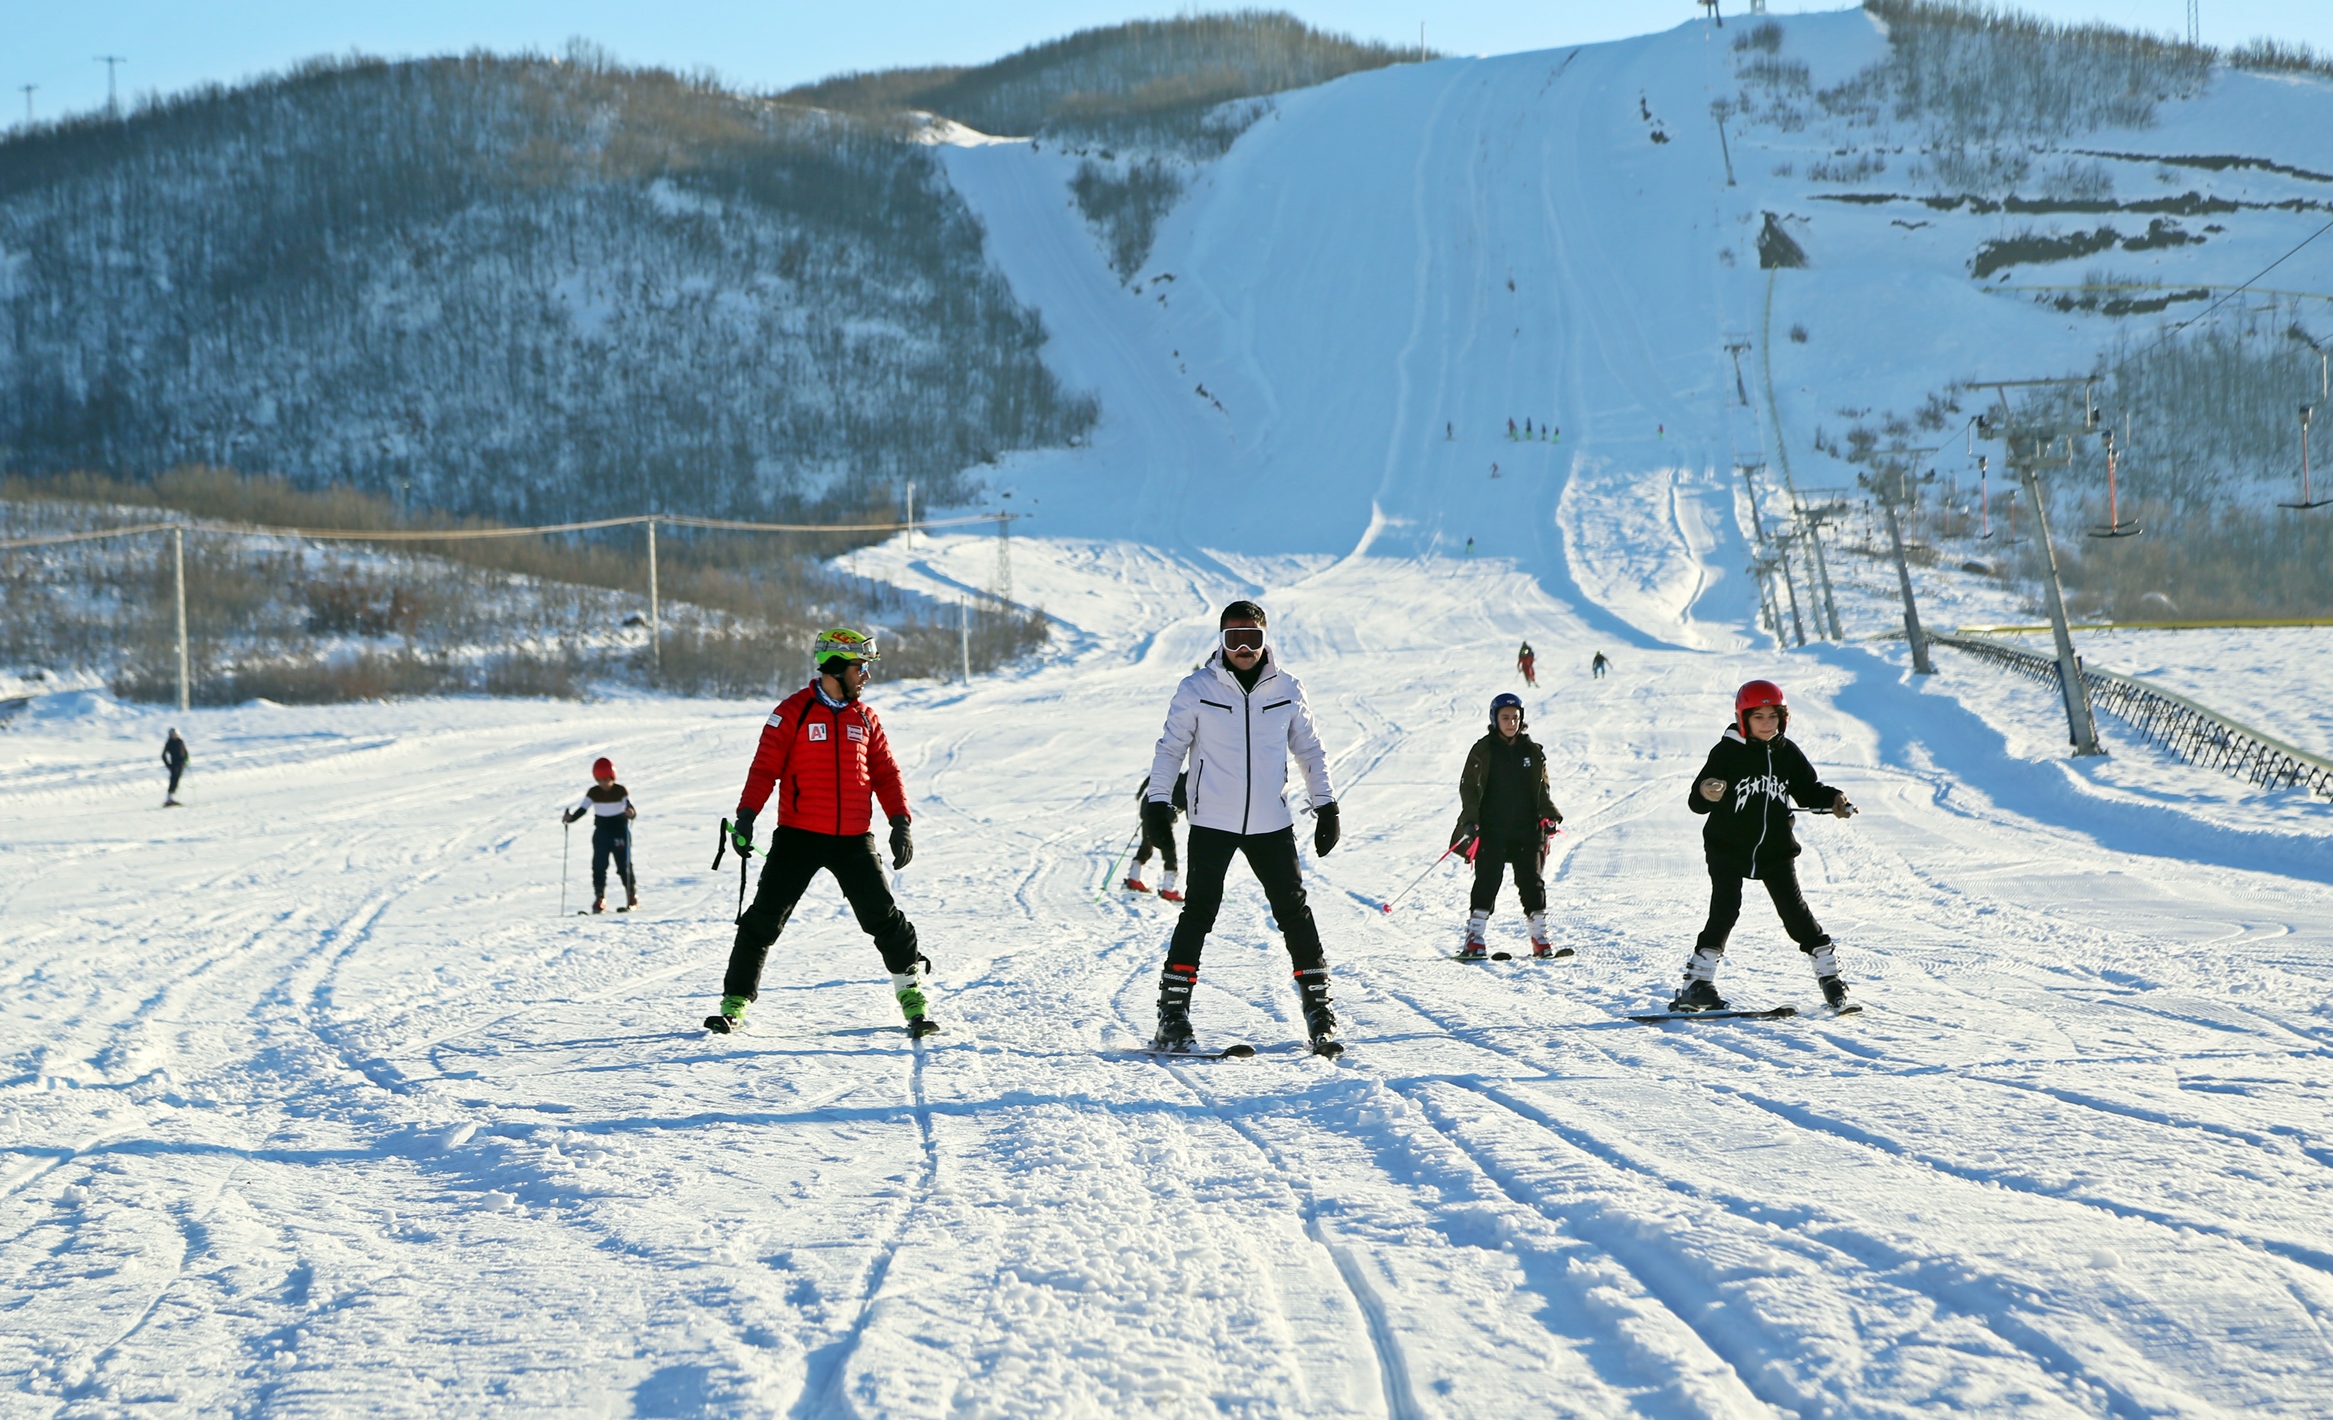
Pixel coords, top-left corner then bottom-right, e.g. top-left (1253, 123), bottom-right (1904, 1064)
top-left (1219, 626), bottom-right (1267, 654)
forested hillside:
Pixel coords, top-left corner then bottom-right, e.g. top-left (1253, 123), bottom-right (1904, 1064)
top-left (0, 50), bottom-right (1093, 522)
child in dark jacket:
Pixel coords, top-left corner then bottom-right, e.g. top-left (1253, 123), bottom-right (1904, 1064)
top-left (1676, 680), bottom-right (1856, 1011)
top-left (1450, 693), bottom-right (1565, 958)
top-left (563, 756), bottom-right (639, 913)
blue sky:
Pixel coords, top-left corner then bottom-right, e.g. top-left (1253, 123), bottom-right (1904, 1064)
top-left (6, 0), bottom-right (2326, 128)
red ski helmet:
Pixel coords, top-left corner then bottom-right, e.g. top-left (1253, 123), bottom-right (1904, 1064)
top-left (1734, 680), bottom-right (1788, 735)
top-left (592, 756), bottom-right (615, 779)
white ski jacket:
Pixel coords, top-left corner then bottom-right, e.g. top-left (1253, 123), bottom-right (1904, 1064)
top-left (1148, 650), bottom-right (1336, 836)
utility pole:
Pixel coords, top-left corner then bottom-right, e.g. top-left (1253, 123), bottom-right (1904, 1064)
top-left (992, 511), bottom-right (1014, 609)
top-left (1879, 498), bottom-right (1933, 674)
top-left (18, 84), bottom-right (34, 126)
top-left (959, 596), bottom-right (971, 682)
top-left (1723, 338), bottom-right (1752, 404)
top-left (1772, 529), bottom-right (1809, 646)
top-left (2187, 0), bottom-right (2200, 46)
top-left (645, 519), bottom-right (661, 681)
top-left (173, 527), bottom-right (190, 713)
top-left (95, 55), bottom-right (126, 118)
top-left (1975, 378), bottom-right (2105, 756)
top-left (903, 481), bottom-right (915, 548)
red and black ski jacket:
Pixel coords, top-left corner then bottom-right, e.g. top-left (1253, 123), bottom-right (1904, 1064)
top-left (737, 683), bottom-right (908, 837)
top-left (1687, 725), bottom-right (1840, 876)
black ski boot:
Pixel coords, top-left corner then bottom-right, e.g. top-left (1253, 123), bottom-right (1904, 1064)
top-left (1818, 976), bottom-right (1849, 1009)
top-left (1151, 964), bottom-right (1198, 1052)
top-left (1295, 966), bottom-right (1343, 1058)
top-left (1669, 949), bottom-right (1727, 1012)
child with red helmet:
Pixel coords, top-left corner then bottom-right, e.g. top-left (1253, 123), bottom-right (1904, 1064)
top-left (1676, 680), bottom-right (1857, 1011)
top-left (562, 756), bottom-right (638, 912)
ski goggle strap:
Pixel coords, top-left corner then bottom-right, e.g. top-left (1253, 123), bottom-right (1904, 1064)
top-left (1219, 626), bottom-right (1266, 654)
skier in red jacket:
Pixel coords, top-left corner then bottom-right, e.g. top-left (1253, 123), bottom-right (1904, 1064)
top-left (704, 627), bottom-right (931, 1037)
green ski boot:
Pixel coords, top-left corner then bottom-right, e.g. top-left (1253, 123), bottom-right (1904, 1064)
top-left (893, 972), bottom-right (939, 1039)
top-left (703, 995), bottom-right (749, 1034)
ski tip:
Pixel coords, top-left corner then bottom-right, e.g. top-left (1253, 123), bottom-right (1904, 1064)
top-left (1490, 950), bottom-right (1513, 961)
top-left (702, 1014), bottom-right (738, 1034)
top-left (1220, 1043), bottom-right (1257, 1058)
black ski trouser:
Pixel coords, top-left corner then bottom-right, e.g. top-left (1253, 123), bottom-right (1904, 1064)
top-left (1694, 857), bottom-right (1828, 956)
top-left (1468, 835), bottom-right (1546, 915)
top-left (1165, 825), bottom-right (1326, 973)
top-left (590, 820), bottom-right (635, 898)
top-left (723, 824), bottom-right (920, 1001)
top-left (165, 765), bottom-right (184, 798)
top-left (1133, 819), bottom-right (1179, 872)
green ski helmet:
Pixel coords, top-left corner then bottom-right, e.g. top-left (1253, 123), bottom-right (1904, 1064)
top-left (812, 626), bottom-right (879, 672)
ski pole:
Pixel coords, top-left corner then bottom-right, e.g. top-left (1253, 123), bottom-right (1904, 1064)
top-left (1377, 843), bottom-right (1459, 914)
top-left (560, 817), bottom-right (571, 917)
top-left (717, 818), bottom-right (753, 924)
top-left (1094, 828), bottom-right (1140, 904)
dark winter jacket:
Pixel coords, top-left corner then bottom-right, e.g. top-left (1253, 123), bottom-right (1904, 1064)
top-left (1134, 771), bottom-right (1188, 815)
top-left (161, 735), bottom-right (188, 771)
top-left (1687, 726), bottom-right (1842, 875)
top-left (1454, 732), bottom-right (1562, 847)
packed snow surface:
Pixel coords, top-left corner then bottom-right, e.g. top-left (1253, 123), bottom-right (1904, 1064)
top-left (10, 15), bottom-right (2333, 1419)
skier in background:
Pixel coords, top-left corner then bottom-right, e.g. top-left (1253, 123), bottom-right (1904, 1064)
top-left (1449, 693), bottom-right (1565, 959)
top-left (1125, 770), bottom-right (1187, 901)
top-left (562, 756), bottom-right (638, 913)
top-left (1516, 642), bottom-right (1537, 687)
top-left (1144, 600), bottom-right (1344, 1056)
top-left (1676, 680), bottom-right (1856, 1012)
top-left (707, 628), bottom-right (932, 1037)
top-left (1591, 651), bottom-right (1610, 679)
top-left (161, 729), bottom-right (189, 807)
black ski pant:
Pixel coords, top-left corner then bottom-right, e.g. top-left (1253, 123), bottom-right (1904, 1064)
top-left (165, 765), bottom-right (184, 798)
top-left (590, 820), bottom-right (635, 898)
top-left (1133, 819), bottom-right (1179, 873)
top-left (723, 825), bottom-right (920, 1001)
top-left (1694, 857), bottom-right (1828, 956)
top-left (1468, 835), bottom-right (1546, 915)
top-left (1165, 825), bottom-right (1325, 973)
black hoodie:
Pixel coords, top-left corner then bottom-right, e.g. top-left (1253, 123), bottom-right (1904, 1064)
top-left (1687, 725), bottom-right (1841, 875)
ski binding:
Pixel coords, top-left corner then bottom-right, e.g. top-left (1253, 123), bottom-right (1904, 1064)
top-left (1627, 1006), bottom-right (1797, 1023)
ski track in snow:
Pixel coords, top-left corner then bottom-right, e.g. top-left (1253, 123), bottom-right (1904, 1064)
top-left (10, 20), bottom-right (2333, 1418)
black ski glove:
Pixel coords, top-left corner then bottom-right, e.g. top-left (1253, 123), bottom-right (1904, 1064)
top-left (729, 809), bottom-right (757, 855)
top-left (1451, 822), bottom-right (1478, 854)
top-left (562, 808), bottom-right (582, 825)
top-left (889, 814), bottom-right (914, 870)
top-left (1141, 797), bottom-right (1177, 847)
top-left (1313, 801), bottom-right (1340, 857)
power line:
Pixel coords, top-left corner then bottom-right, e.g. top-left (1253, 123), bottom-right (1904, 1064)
top-left (2133, 214), bottom-right (2333, 362)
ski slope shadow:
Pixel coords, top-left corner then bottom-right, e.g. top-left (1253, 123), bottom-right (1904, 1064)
top-left (1820, 644), bottom-right (2333, 888)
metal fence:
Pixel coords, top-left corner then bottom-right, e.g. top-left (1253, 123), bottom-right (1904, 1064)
top-left (1931, 632), bottom-right (2333, 799)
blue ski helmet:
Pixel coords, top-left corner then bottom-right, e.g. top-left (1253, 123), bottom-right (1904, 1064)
top-left (1489, 692), bottom-right (1526, 730)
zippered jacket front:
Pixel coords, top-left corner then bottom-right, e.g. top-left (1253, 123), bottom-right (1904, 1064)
top-left (1687, 725), bottom-right (1840, 874)
top-left (737, 683), bottom-right (908, 837)
top-left (1148, 650), bottom-right (1335, 835)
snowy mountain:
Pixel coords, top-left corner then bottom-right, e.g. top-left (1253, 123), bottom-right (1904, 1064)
top-left (0, 53), bottom-right (1093, 523)
top-left (7, 6), bottom-right (2333, 1416)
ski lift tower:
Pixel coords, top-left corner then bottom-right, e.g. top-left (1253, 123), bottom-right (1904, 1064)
top-left (1973, 377), bottom-right (2105, 756)
top-left (1856, 444), bottom-right (1944, 675)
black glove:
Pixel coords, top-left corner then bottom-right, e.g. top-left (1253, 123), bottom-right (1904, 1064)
top-left (1141, 798), bottom-right (1176, 847)
top-left (562, 808), bottom-right (581, 825)
top-left (889, 814), bottom-right (913, 869)
top-left (729, 809), bottom-right (757, 856)
top-left (1451, 822), bottom-right (1478, 855)
top-left (1313, 801), bottom-right (1340, 857)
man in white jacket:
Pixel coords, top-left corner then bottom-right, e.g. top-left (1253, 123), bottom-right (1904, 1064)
top-left (1144, 600), bottom-right (1344, 1056)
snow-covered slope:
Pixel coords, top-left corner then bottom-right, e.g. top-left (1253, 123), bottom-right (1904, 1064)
top-left (8, 13), bottom-right (2333, 1418)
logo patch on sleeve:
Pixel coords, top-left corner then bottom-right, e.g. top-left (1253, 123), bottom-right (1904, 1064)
top-left (807, 723), bottom-right (829, 742)
top-left (845, 724), bottom-right (867, 742)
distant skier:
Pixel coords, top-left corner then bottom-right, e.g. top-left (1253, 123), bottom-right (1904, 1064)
top-left (1675, 680), bottom-right (1856, 1012)
top-left (706, 628), bottom-right (931, 1037)
top-left (1446, 421), bottom-right (1454, 440)
top-left (562, 757), bottom-right (638, 913)
top-left (160, 729), bottom-right (188, 807)
top-left (1516, 641), bottom-right (1537, 687)
top-left (1125, 770), bottom-right (1187, 901)
top-left (1465, 536), bottom-right (1475, 556)
top-left (1449, 693), bottom-right (1565, 959)
top-left (1591, 651), bottom-right (1610, 679)
top-left (1525, 418), bottom-right (1533, 437)
top-left (1144, 601), bottom-right (1343, 1056)
top-left (1507, 418), bottom-right (1516, 439)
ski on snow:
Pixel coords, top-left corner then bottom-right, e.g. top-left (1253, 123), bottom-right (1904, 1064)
top-left (1625, 1004), bottom-right (1864, 1024)
top-left (1450, 949), bottom-right (1576, 962)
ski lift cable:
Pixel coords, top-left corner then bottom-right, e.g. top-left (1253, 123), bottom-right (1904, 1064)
top-left (2132, 215), bottom-right (2333, 362)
